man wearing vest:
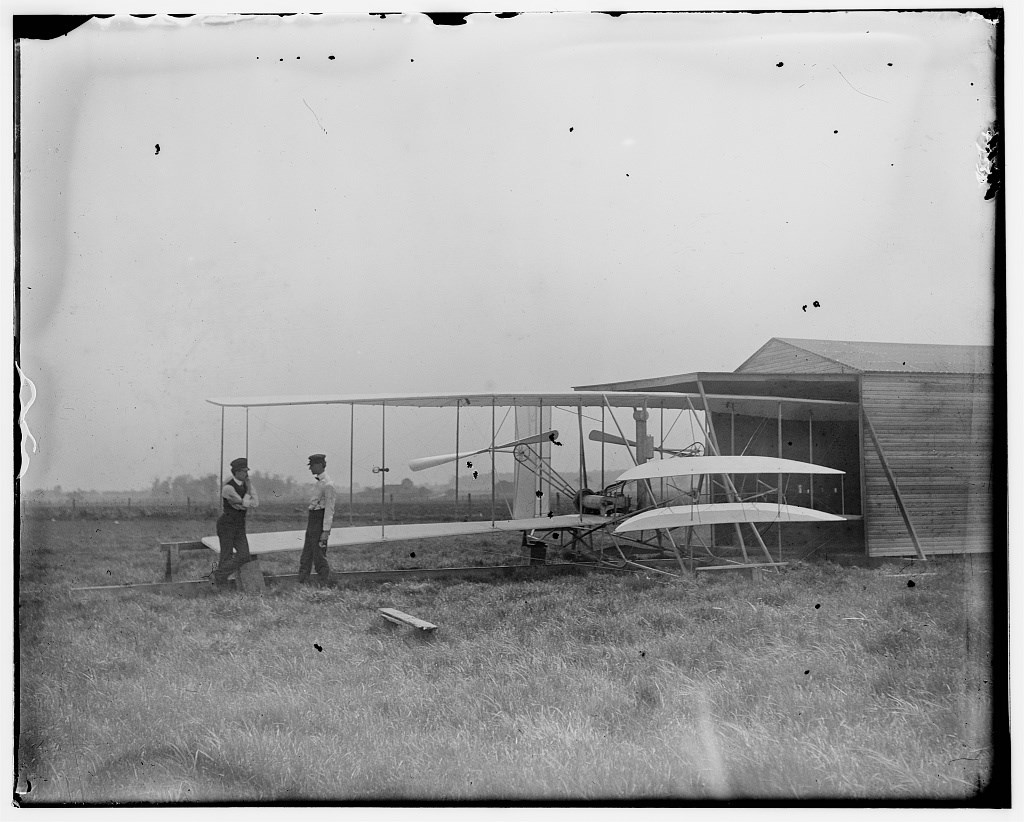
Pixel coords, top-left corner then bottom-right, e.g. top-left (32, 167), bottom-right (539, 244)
top-left (212, 457), bottom-right (259, 588)
top-left (299, 453), bottom-right (334, 585)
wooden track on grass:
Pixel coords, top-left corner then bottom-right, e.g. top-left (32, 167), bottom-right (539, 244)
top-left (70, 561), bottom-right (643, 594)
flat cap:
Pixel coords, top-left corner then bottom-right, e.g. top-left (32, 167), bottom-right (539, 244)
top-left (307, 453), bottom-right (327, 465)
top-left (229, 457), bottom-right (249, 472)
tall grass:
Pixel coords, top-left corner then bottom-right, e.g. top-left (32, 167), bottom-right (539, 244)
top-left (17, 518), bottom-right (998, 803)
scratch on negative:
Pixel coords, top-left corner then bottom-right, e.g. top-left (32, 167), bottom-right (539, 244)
top-left (17, 363), bottom-right (38, 480)
top-left (303, 98), bottom-right (328, 135)
top-left (833, 65), bottom-right (888, 103)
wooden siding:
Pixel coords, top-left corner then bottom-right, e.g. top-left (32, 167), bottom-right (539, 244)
top-left (737, 339), bottom-right (856, 374)
top-left (861, 373), bottom-right (993, 556)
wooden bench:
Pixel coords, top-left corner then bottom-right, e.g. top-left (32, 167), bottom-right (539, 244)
top-left (694, 562), bottom-right (788, 582)
top-left (159, 540), bottom-right (208, 581)
top-left (160, 541), bottom-right (264, 594)
top-left (379, 608), bottom-right (437, 632)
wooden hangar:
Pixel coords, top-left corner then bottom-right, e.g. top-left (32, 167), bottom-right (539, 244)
top-left (576, 337), bottom-right (995, 559)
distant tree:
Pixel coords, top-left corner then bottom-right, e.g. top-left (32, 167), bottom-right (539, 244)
top-left (144, 472), bottom-right (313, 502)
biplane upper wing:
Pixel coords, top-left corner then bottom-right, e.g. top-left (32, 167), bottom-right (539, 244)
top-left (615, 455), bottom-right (845, 483)
top-left (202, 514), bottom-right (609, 555)
top-left (615, 503), bottom-right (845, 532)
top-left (205, 390), bottom-right (858, 420)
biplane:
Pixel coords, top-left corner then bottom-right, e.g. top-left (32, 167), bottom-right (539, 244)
top-left (193, 389), bottom-right (851, 581)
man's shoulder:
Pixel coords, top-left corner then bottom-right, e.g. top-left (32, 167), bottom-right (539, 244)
top-left (319, 473), bottom-right (336, 486)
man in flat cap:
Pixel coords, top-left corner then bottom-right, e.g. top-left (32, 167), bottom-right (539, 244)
top-left (299, 453), bottom-right (335, 584)
top-left (212, 457), bottom-right (259, 588)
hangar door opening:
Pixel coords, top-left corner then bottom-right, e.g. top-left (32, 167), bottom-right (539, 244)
top-left (707, 409), bottom-right (863, 555)
top-left (709, 412), bottom-right (861, 515)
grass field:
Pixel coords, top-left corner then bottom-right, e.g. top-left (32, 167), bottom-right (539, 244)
top-left (17, 511), bottom-right (1001, 804)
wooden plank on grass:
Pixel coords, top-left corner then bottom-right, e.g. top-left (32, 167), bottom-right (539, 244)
top-left (72, 561), bottom-right (644, 597)
top-left (694, 562), bottom-right (788, 573)
top-left (379, 608), bottom-right (437, 631)
top-left (271, 563), bottom-right (634, 585)
top-left (71, 579), bottom-right (230, 595)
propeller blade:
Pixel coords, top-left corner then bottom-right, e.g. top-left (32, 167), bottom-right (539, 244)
top-left (409, 448), bottom-right (489, 472)
top-left (409, 430), bottom-right (559, 472)
top-left (589, 429), bottom-right (701, 458)
top-left (588, 430), bottom-right (636, 447)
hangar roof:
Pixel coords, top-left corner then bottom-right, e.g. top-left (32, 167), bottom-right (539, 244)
top-left (573, 371), bottom-right (860, 403)
top-left (574, 339), bottom-right (992, 405)
top-left (741, 338), bottom-right (993, 374)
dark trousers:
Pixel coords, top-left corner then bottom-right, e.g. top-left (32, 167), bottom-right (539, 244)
top-left (215, 517), bottom-right (251, 584)
top-left (298, 508), bottom-right (331, 582)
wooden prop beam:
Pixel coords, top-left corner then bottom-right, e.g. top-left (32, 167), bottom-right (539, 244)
top-left (862, 410), bottom-right (928, 561)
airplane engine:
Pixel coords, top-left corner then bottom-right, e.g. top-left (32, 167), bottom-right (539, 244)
top-left (574, 488), bottom-right (631, 516)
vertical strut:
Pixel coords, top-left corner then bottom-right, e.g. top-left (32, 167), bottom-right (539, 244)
top-left (778, 401), bottom-right (783, 562)
top-left (808, 412), bottom-right (814, 509)
top-left (491, 399), bottom-right (496, 525)
top-left (455, 401), bottom-right (461, 518)
top-left (349, 404), bottom-right (354, 526)
top-left (660, 407), bottom-right (665, 502)
top-left (600, 406), bottom-right (606, 488)
top-left (218, 406), bottom-right (225, 507)
top-left (380, 404), bottom-right (387, 537)
top-left (577, 400), bottom-right (586, 493)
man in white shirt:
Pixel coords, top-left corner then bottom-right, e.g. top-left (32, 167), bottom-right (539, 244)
top-left (298, 453), bottom-right (334, 584)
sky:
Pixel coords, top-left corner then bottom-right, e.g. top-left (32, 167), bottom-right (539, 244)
top-left (14, 8), bottom-right (1003, 492)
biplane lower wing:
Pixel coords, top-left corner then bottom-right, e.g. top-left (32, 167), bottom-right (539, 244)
top-left (615, 503), bottom-right (845, 533)
top-left (615, 455), bottom-right (844, 483)
top-left (201, 514), bottom-right (608, 555)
